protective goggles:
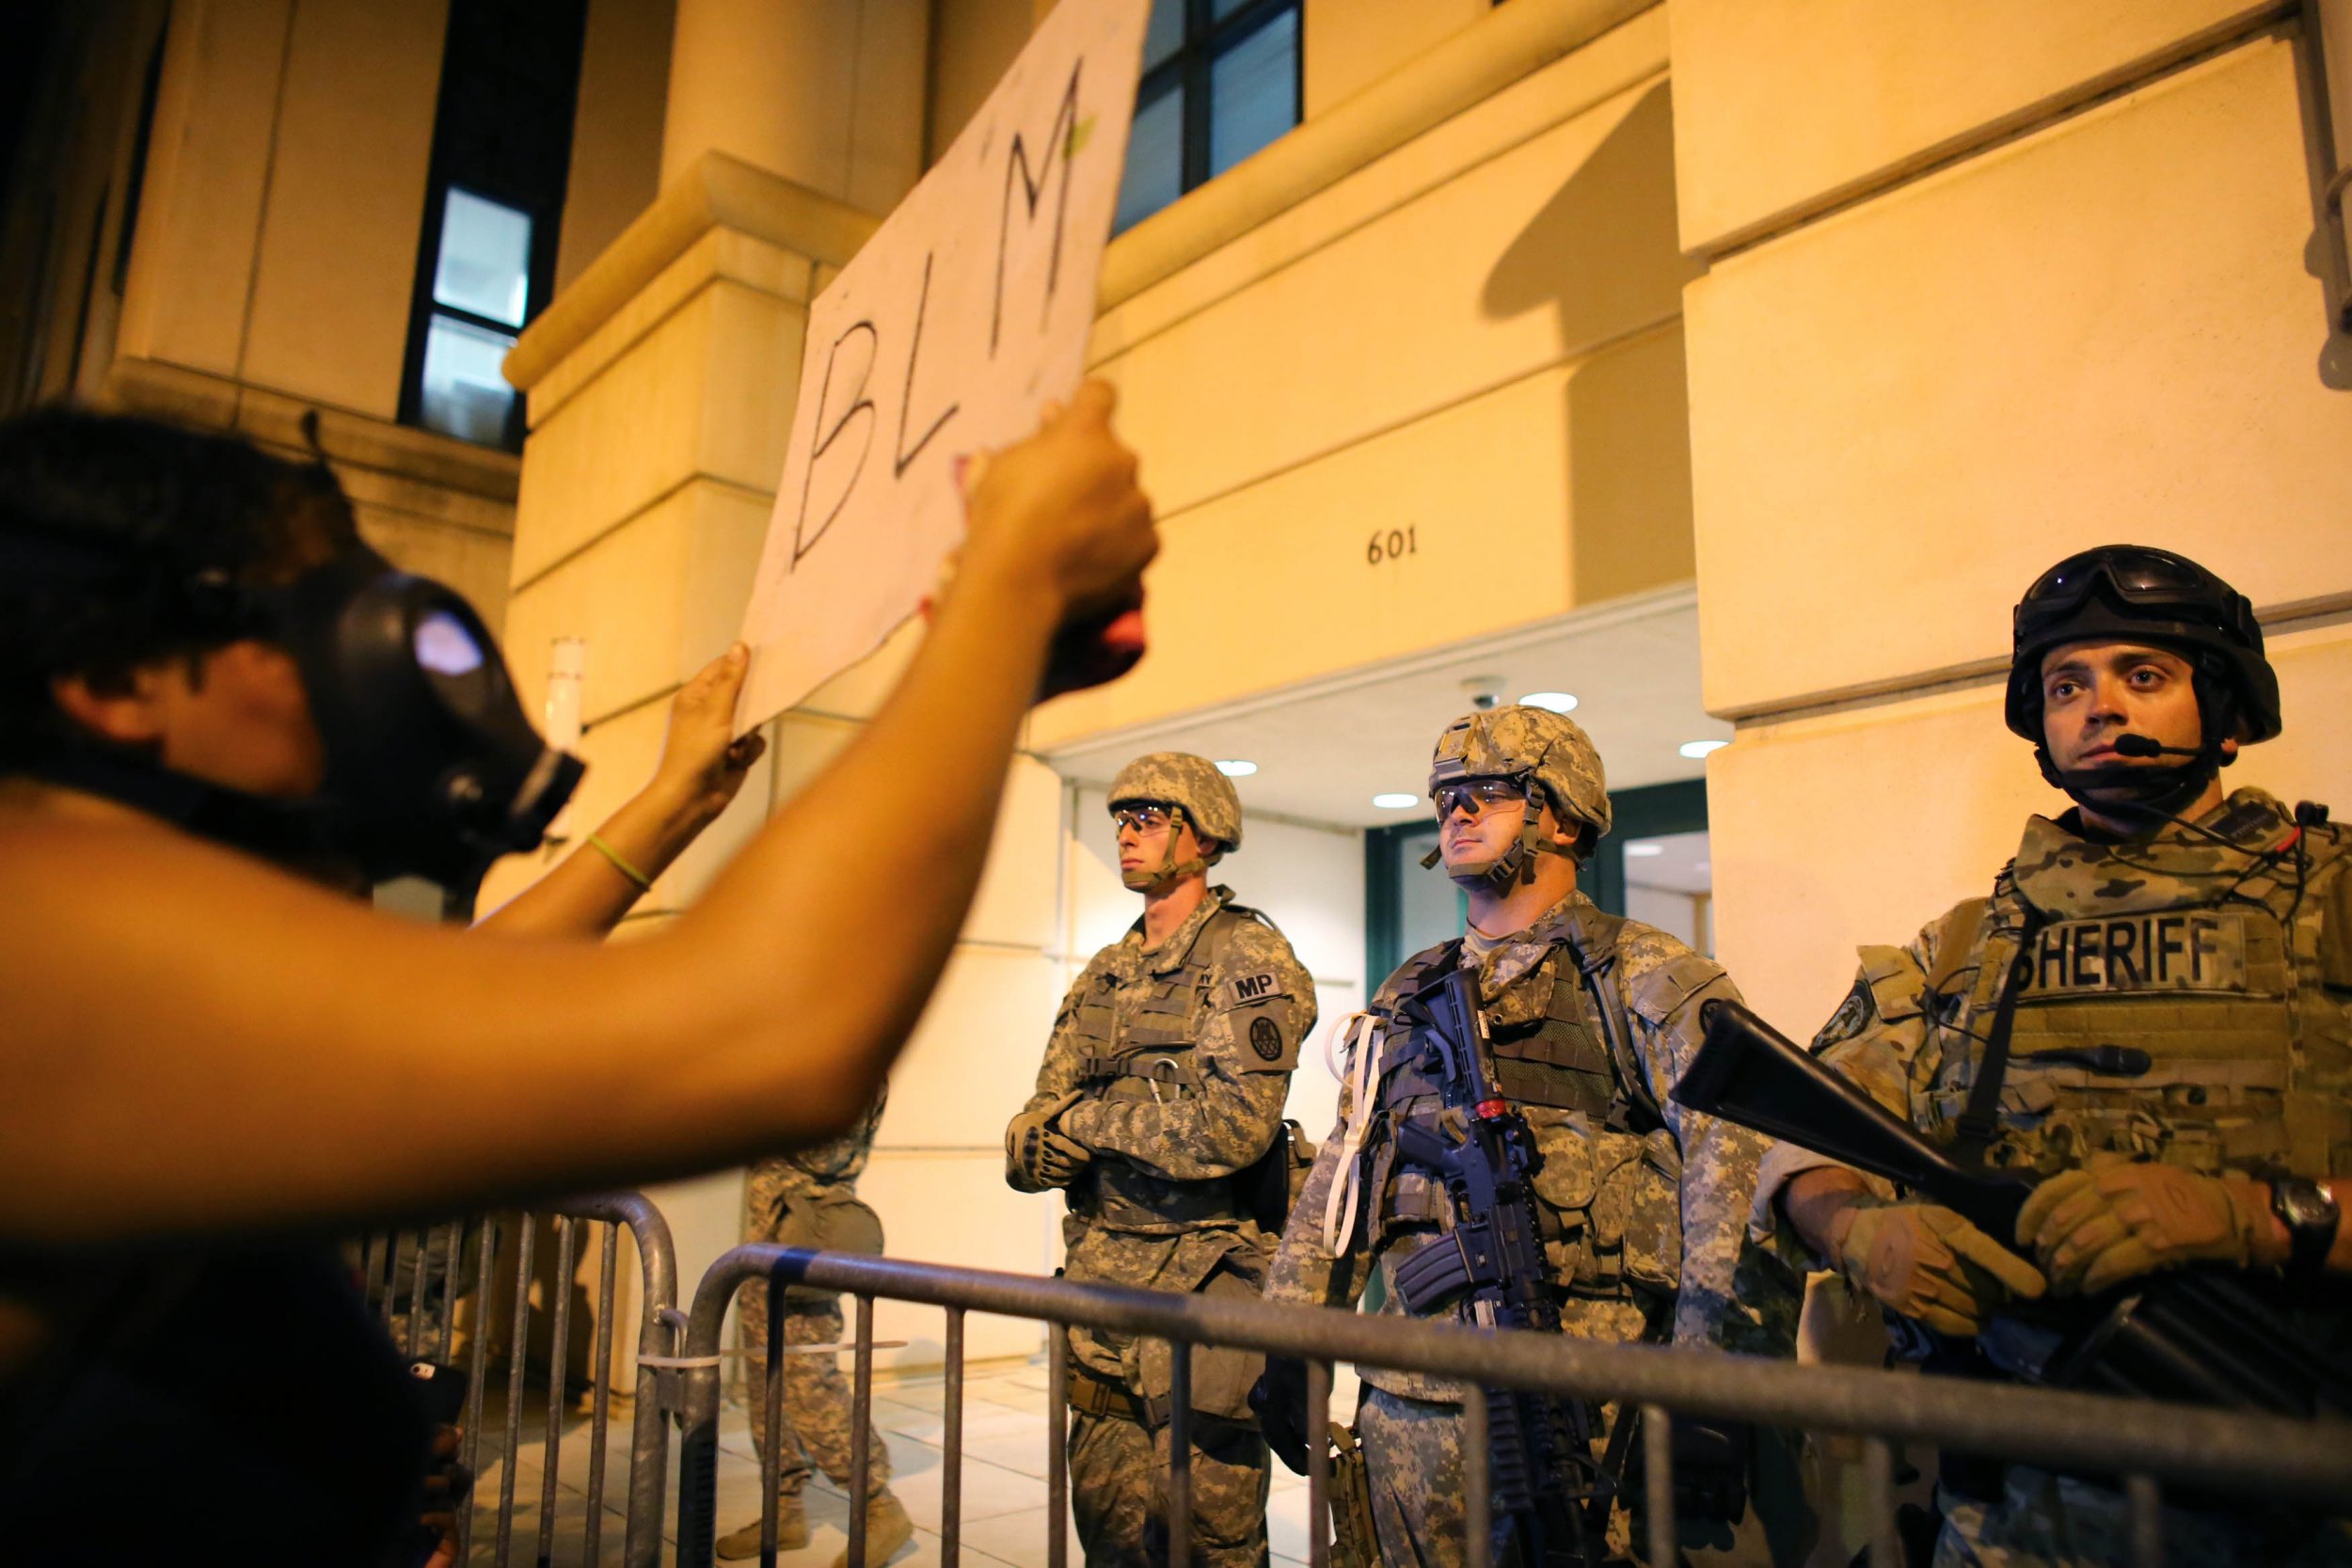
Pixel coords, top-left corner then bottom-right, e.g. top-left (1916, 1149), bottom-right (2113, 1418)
top-left (1110, 802), bottom-right (1182, 834)
top-left (1432, 777), bottom-right (1528, 821)
top-left (2016, 546), bottom-right (2260, 647)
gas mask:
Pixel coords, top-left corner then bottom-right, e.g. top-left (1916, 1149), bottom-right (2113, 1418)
top-left (21, 537), bottom-right (580, 895)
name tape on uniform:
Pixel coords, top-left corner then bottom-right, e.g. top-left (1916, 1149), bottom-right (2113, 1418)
top-left (2018, 911), bottom-right (2249, 998)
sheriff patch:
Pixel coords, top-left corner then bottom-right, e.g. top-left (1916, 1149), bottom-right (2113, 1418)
top-left (1225, 972), bottom-right (1287, 1008)
top-left (2017, 911), bottom-right (2248, 997)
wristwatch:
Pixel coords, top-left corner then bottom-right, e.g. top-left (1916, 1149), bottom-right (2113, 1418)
top-left (2270, 1177), bottom-right (2341, 1275)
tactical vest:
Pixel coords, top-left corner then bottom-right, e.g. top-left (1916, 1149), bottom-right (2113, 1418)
top-left (1926, 796), bottom-right (2352, 1180)
top-left (1064, 898), bottom-right (1271, 1231)
top-left (1362, 921), bottom-right (1662, 1272)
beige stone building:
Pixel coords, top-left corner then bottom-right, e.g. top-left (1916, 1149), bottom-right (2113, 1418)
top-left (7, 0), bottom-right (2349, 1497)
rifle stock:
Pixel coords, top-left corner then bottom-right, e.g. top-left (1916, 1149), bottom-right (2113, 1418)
top-left (1673, 998), bottom-right (2352, 1419)
top-left (1675, 998), bottom-right (2030, 1236)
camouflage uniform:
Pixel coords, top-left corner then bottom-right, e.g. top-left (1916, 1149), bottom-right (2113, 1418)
top-left (1755, 788), bottom-right (2352, 1566)
top-left (739, 1090), bottom-right (893, 1506)
top-left (1016, 885), bottom-right (1316, 1568)
top-left (1269, 888), bottom-right (1801, 1568)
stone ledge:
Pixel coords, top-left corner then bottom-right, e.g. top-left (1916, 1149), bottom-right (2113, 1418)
top-left (507, 150), bottom-right (879, 394)
top-left (102, 356), bottom-right (519, 507)
top-left (1098, 0), bottom-right (1655, 312)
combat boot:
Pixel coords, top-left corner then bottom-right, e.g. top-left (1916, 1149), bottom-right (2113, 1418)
top-left (828, 1489), bottom-right (914, 1568)
top-left (714, 1490), bottom-right (810, 1560)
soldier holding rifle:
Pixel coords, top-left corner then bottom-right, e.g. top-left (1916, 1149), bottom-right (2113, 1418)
top-left (1261, 707), bottom-right (1806, 1567)
top-left (1759, 546), bottom-right (2352, 1565)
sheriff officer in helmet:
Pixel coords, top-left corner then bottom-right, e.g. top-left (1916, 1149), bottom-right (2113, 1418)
top-left (1262, 707), bottom-right (1804, 1567)
top-left (1762, 545), bottom-right (2352, 1564)
top-left (1006, 752), bottom-right (1316, 1568)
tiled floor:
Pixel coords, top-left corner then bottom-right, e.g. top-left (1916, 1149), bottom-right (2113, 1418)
top-left (461, 1355), bottom-right (1359, 1567)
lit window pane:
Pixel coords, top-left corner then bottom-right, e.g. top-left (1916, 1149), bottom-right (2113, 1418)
top-left (419, 312), bottom-right (517, 446)
top-left (1115, 88), bottom-right (1184, 233)
top-left (433, 188), bottom-right (532, 328)
top-left (1144, 0), bottom-right (1184, 70)
top-left (1209, 8), bottom-right (1296, 178)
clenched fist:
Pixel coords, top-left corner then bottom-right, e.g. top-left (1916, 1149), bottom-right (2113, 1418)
top-left (1006, 1091), bottom-right (1092, 1191)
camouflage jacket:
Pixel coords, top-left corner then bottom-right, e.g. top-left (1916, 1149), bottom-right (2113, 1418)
top-left (1014, 886), bottom-right (1315, 1386)
top-left (750, 1087), bottom-right (887, 1213)
top-left (1754, 787), bottom-right (2352, 1242)
top-left (1268, 889), bottom-right (1795, 1402)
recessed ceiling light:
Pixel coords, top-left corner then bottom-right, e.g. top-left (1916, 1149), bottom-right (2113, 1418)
top-left (1215, 759), bottom-right (1258, 777)
top-left (1372, 793), bottom-right (1419, 809)
top-left (1680, 739), bottom-right (1730, 759)
top-left (1518, 691), bottom-right (1578, 713)
top-left (1624, 841), bottom-right (1664, 858)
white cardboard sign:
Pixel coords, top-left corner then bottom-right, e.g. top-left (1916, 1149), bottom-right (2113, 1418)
top-left (735, 0), bottom-right (1149, 729)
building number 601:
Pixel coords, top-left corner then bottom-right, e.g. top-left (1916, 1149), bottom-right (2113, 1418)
top-left (1366, 526), bottom-right (1418, 566)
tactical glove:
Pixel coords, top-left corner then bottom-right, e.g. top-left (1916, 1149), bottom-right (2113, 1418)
top-left (1249, 1355), bottom-right (1312, 1476)
top-left (2017, 1160), bottom-right (2275, 1297)
top-left (1666, 1416), bottom-right (1749, 1528)
top-left (1005, 1092), bottom-right (1091, 1191)
top-left (1829, 1196), bottom-right (2045, 1337)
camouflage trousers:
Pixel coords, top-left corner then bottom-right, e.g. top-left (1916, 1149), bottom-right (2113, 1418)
top-left (735, 1288), bottom-right (892, 1501)
top-left (1356, 1386), bottom-right (1804, 1568)
top-left (1936, 1470), bottom-right (2352, 1568)
top-left (1068, 1409), bottom-right (1269, 1568)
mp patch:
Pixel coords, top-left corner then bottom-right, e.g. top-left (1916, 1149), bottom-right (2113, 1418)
top-left (1249, 1015), bottom-right (1284, 1061)
top-left (1226, 972), bottom-right (1285, 1007)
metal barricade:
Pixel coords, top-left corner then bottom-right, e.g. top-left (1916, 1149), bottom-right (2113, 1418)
top-left (358, 1193), bottom-right (681, 1568)
top-left (673, 1245), bottom-right (2352, 1568)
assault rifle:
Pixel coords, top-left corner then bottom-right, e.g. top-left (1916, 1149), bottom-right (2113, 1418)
top-left (1386, 966), bottom-right (1612, 1568)
top-left (1675, 998), bottom-right (2352, 1418)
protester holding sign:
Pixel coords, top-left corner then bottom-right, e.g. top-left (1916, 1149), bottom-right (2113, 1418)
top-left (0, 382), bottom-right (1152, 1563)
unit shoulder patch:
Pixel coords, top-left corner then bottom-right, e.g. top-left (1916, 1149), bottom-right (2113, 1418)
top-left (1224, 971), bottom-right (1290, 1008)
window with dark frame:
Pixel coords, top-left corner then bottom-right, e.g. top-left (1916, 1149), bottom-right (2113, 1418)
top-left (399, 0), bottom-right (588, 452)
top-left (1116, 0), bottom-right (1302, 234)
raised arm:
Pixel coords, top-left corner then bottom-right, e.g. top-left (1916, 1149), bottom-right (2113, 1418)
top-left (0, 383), bottom-right (1155, 1244)
top-left (472, 649), bottom-right (766, 940)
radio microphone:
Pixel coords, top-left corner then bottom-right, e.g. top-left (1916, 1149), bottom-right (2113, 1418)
top-left (2110, 734), bottom-right (2203, 760)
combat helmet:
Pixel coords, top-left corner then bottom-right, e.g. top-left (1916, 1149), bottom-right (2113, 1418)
top-left (1422, 705), bottom-right (1610, 891)
top-left (1108, 752), bottom-right (1241, 891)
top-left (2005, 545), bottom-right (2279, 812)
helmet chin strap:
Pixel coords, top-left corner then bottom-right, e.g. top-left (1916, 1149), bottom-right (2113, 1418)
top-left (1422, 785), bottom-right (1575, 891)
top-left (1120, 809), bottom-right (1211, 892)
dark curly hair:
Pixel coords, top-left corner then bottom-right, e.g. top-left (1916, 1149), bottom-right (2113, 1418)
top-left (0, 405), bottom-right (358, 768)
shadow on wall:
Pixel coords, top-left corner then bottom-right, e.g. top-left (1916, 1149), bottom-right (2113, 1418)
top-left (1484, 80), bottom-right (1707, 609)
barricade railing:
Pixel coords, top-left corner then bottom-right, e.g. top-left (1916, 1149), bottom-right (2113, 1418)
top-left (674, 1245), bottom-right (2352, 1568)
top-left (358, 1193), bottom-right (681, 1568)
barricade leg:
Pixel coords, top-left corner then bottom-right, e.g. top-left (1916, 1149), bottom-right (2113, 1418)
top-left (1642, 1404), bottom-right (1675, 1568)
top-left (1048, 1326), bottom-right (1069, 1568)
top-left (497, 1212), bottom-right (536, 1568)
top-left (944, 1307), bottom-right (965, 1568)
top-left (1862, 1436), bottom-right (1899, 1568)
top-left (1463, 1391), bottom-right (1490, 1568)
top-left (849, 1293), bottom-right (875, 1565)
top-left (584, 1221), bottom-right (618, 1568)
top-left (1168, 1342), bottom-right (1192, 1568)
top-left (1305, 1360), bottom-right (1330, 1568)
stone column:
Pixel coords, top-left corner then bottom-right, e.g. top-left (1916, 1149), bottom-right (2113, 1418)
top-left (660, 0), bottom-right (928, 214)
